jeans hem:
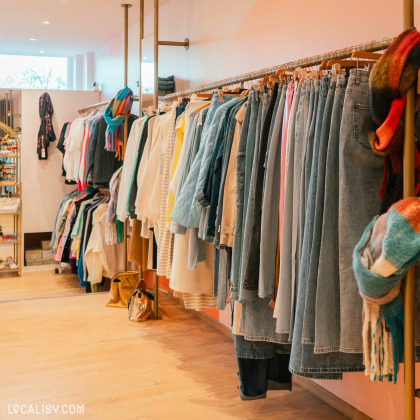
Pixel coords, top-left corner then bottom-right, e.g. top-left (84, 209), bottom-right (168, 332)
top-left (241, 333), bottom-right (292, 344)
top-left (314, 346), bottom-right (363, 354)
top-left (289, 367), bottom-right (342, 380)
top-left (300, 366), bottom-right (364, 374)
top-left (301, 338), bottom-right (315, 345)
top-left (235, 352), bottom-right (275, 359)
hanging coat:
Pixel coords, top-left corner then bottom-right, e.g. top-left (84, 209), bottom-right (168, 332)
top-left (37, 92), bottom-right (56, 159)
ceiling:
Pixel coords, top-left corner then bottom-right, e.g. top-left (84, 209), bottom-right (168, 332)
top-left (0, 0), bottom-right (169, 57)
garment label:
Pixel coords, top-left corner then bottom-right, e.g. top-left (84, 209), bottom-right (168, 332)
top-left (41, 148), bottom-right (46, 159)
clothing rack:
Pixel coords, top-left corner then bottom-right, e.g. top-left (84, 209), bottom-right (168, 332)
top-left (162, 37), bottom-right (394, 101)
top-left (162, 4), bottom-right (417, 418)
top-left (77, 1), bottom-right (417, 416)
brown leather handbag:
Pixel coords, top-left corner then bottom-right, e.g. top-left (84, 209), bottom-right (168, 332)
top-left (127, 279), bottom-right (154, 322)
top-left (106, 271), bottom-right (139, 308)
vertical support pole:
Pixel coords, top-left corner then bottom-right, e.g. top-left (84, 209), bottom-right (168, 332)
top-left (9, 90), bottom-right (13, 129)
top-left (154, 271), bottom-right (159, 319)
top-left (5, 93), bottom-right (9, 128)
top-left (403, 0), bottom-right (415, 419)
top-left (154, 0), bottom-right (159, 110)
top-left (153, 0), bottom-right (160, 319)
top-left (139, 0), bottom-right (144, 112)
top-left (121, 3), bottom-right (131, 272)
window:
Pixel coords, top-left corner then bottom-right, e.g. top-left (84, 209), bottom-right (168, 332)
top-left (141, 62), bottom-right (154, 94)
top-left (0, 55), bottom-right (67, 90)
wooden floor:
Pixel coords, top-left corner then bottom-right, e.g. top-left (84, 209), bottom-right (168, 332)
top-left (0, 271), bottom-right (347, 419)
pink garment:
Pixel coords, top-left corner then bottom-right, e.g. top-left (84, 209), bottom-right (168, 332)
top-left (278, 81), bottom-right (294, 248)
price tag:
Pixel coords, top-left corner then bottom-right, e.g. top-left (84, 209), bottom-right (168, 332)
top-left (41, 148), bottom-right (46, 159)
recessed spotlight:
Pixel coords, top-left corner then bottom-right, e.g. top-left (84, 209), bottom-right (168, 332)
top-left (143, 56), bottom-right (148, 59)
top-left (42, 21), bottom-right (50, 24)
top-left (40, 50), bottom-right (45, 54)
top-left (30, 38), bottom-right (37, 41)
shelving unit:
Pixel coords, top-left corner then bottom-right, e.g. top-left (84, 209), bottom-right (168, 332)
top-left (0, 122), bottom-right (21, 276)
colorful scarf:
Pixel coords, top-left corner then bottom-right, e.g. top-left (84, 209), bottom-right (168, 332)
top-left (37, 92), bottom-right (56, 160)
top-left (368, 28), bottom-right (420, 175)
top-left (353, 197), bottom-right (420, 383)
top-left (104, 87), bottom-right (133, 159)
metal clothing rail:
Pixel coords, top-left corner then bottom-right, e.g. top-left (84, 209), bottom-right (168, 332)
top-left (77, 100), bottom-right (110, 114)
top-left (162, 37), bottom-right (395, 101)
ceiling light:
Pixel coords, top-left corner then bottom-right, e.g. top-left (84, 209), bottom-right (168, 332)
top-left (40, 50), bottom-right (45, 54)
top-left (30, 38), bottom-right (37, 41)
top-left (143, 56), bottom-right (148, 59)
top-left (42, 21), bottom-right (50, 24)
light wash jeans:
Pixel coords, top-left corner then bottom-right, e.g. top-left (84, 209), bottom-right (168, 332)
top-left (301, 78), bottom-right (331, 343)
top-left (338, 69), bottom-right (384, 352)
top-left (276, 84), bottom-right (301, 335)
top-left (314, 76), bottom-right (347, 353)
top-left (289, 75), bottom-right (364, 378)
top-left (289, 81), bottom-right (311, 339)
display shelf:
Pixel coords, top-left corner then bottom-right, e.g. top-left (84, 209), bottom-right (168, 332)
top-left (0, 240), bottom-right (19, 245)
top-left (0, 181), bottom-right (19, 187)
top-left (0, 268), bottom-right (19, 273)
top-left (0, 122), bottom-right (21, 276)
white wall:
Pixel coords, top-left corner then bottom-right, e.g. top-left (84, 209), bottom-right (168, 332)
top-left (21, 89), bottom-right (100, 234)
top-left (94, 0), bottom-right (255, 104)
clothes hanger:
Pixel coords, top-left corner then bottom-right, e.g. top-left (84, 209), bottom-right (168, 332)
top-left (326, 59), bottom-right (374, 69)
top-left (217, 88), bottom-right (224, 102)
top-left (319, 59), bottom-right (330, 72)
top-left (351, 51), bottom-right (382, 60)
top-left (257, 76), bottom-right (270, 89)
top-left (196, 92), bottom-right (213, 99)
top-left (331, 63), bottom-right (341, 83)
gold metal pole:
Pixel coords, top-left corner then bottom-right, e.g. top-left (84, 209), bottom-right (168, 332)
top-left (5, 93), bottom-right (9, 127)
top-left (154, 0), bottom-right (159, 109)
top-left (121, 3), bottom-right (131, 272)
top-left (402, 0), bottom-right (416, 418)
top-left (403, 85), bottom-right (416, 420)
top-left (9, 90), bottom-right (13, 129)
top-left (139, 0), bottom-right (144, 111)
top-left (158, 39), bottom-right (189, 48)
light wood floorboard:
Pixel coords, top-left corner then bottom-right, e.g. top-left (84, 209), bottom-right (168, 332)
top-left (0, 271), bottom-right (348, 419)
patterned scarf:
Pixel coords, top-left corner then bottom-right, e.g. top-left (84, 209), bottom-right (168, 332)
top-left (104, 87), bottom-right (133, 160)
top-left (37, 92), bottom-right (56, 160)
top-left (353, 197), bottom-right (420, 383)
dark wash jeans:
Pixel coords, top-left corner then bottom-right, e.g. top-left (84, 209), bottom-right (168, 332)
top-left (234, 334), bottom-right (292, 399)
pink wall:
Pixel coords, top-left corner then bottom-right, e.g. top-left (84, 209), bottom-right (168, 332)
top-left (94, 0), bottom-right (420, 418)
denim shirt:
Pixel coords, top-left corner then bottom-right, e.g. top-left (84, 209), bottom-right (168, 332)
top-left (170, 94), bottom-right (236, 228)
top-left (204, 99), bottom-right (247, 241)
